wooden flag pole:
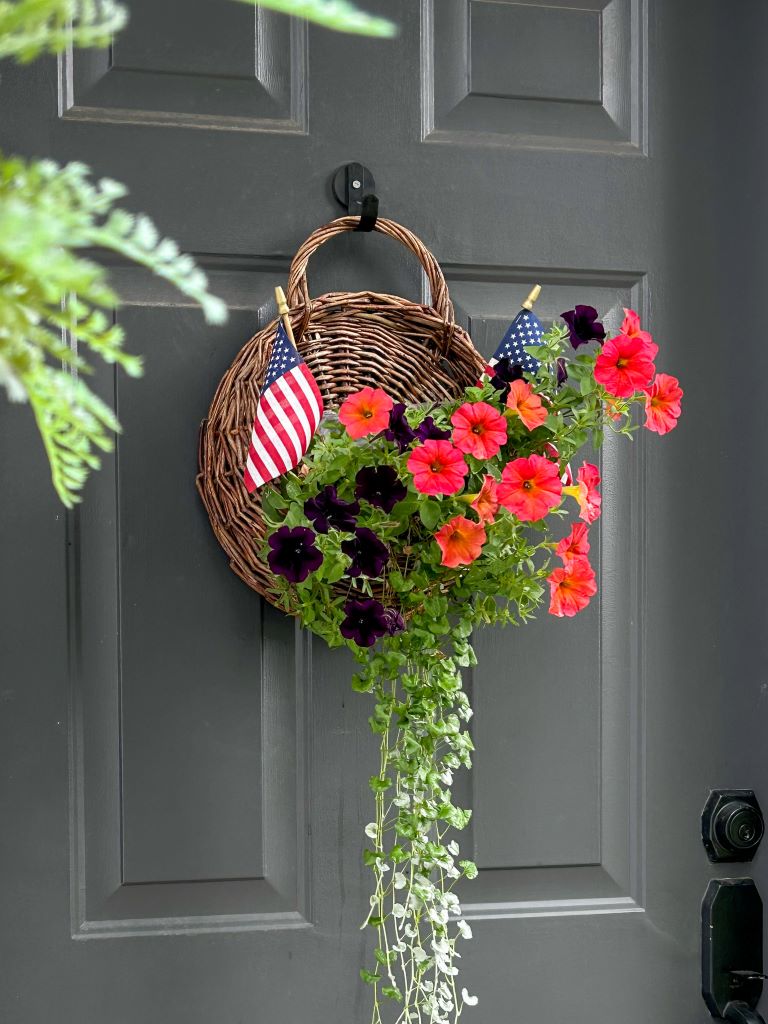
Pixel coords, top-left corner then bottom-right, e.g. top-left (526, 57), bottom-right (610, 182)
top-left (275, 286), bottom-right (297, 346)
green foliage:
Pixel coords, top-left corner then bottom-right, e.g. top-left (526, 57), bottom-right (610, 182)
top-left (261, 321), bottom-right (656, 1022)
top-left (1, 0), bottom-right (395, 507)
top-left (0, 0), bottom-right (396, 63)
top-left (232, 0), bottom-right (397, 37)
top-left (0, 156), bottom-right (227, 507)
top-left (0, 0), bottom-right (127, 62)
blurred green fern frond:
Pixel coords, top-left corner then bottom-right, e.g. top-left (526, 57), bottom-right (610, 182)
top-left (233, 0), bottom-right (397, 37)
top-left (0, 0), bottom-right (396, 508)
top-left (0, 0), bottom-right (127, 62)
top-left (0, 156), bottom-right (227, 507)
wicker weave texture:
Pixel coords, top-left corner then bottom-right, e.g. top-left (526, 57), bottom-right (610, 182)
top-left (197, 217), bottom-right (486, 600)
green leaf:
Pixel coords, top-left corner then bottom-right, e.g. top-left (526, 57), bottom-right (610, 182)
top-left (382, 986), bottom-right (403, 1002)
top-left (351, 674), bottom-right (373, 693)
top-left (418, 500), bottom-right (442, 532)
top-left (359, 969), bottom-right (381, 985)
top-left (460, 859), bottom-right (479, 880)
top-left (231, 0), bottom-right (397, 37)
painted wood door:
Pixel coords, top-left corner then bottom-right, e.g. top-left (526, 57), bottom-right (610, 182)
top-left (1, 1), bottom-right (767, 1021)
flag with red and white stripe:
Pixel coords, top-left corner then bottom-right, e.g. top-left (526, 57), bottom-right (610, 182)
top-left (244, 321), bottom-right (323, 492)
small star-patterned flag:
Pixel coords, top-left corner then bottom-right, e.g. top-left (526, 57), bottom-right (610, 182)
top-left (487, 300), bottom-right (544, 374)
top-left (243, 321), bottom-right (324, 492)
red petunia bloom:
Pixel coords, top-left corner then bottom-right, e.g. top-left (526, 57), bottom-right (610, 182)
top-left (548, 556), bottom-right (597, 617)
top-left (563, 462), bottom-right (602, 524)
top-left (434, 515), bottom-right (487, 568)
top-left (470, 474), bottom-right (500, 524)
top-left (497, 454), bottom-right (563, 522)
top-left (555, 522), bottom-right (590, 564)
top-left (450, 401), bottom-right (508, 459)
top-left (506, 379), bottom-right (548, 431)
top-left (593, 334), bottom-right (658, 398)
top-left (338, 387), bottom-right (394, 439)
top-left (644, 373), bottom-right (683, 435)
top-left (621, 308), bottom-right (655, 348)
top-left (407, 439), bottom-right (468, 496)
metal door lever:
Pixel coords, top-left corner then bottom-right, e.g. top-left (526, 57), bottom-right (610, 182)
top-left (724, 1001), bottom-right (766, 1024)
top-left (703, 880), bottom-right (766, 1023)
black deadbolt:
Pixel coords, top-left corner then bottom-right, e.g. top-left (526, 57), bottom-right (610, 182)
top-left (703, 790), bottom-right (764, 863)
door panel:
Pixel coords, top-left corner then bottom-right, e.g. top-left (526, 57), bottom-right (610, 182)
top-left (1, 1), bottom-right (767, 1021)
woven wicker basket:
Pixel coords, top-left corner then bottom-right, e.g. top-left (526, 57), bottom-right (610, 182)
top-left (197, 216), bottom-right (486, 601)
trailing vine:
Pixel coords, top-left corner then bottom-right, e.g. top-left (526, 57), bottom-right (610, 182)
top-left (261, 311), bottom-right (682, 1020)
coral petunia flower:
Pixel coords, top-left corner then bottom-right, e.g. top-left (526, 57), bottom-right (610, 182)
top-left (407, 439), bottom-right (468, 496)
top-left (644, 373), bottom-right (683, 435)
top-left (593, 334), bottom-right (658, 398)
top-left (548, 556), bottom-right (597, 617)
top-left (506, 379), bottom-right (548, 431)
top-left (564, 462), bottom-right (602, 523)
top-left (497, 453), bottom-right (563, 522)
top-left (470, 474), bottom-right (500, 524)
top-left (434, 515), bottom-right (487, 568)
top-left (621, 308), bottom-right (655, 348)
top-left (338, 387), bottom-right (394, 439)
top-left (450, 401), bottom-right (508, 459)
top-left (555, 522), bottom-right (590, 564)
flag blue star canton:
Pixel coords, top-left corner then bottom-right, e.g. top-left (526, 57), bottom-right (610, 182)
top-left (264, 322), bottom-right (301, 387)
top-left (491, 310), bottom-right (544, 372)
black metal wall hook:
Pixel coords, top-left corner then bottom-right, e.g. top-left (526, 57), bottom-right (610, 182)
top-left (332, 162), bottom-right (379, 231)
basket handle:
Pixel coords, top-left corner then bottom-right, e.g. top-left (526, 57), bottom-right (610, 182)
top-left (286, 216), bottom-right (455, 324)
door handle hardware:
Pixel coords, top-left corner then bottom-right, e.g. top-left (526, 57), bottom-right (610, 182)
top-left (724, 1002), bottom-right (767, 1024)
top-left (703, 790), bottom-right (764, 863)
top-left (703, 879), bottom-right (765, 1023)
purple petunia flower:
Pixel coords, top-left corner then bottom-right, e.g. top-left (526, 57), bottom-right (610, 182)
top-left (561, 305), bottom-right (605, 350)
top-left (382, 607), bottom-right (405, 636)
top-left (341, 527), bottom-right (389, 578)
top-left (355, 465), bottom-right (407, 513)
top-left (556, 357), bottom-right (569, 387)
top-left (340, 597), bottom-right (390, 648)
top-left (384, 403), bottom-right (417, 450)
top-left (415, 416), bottom-right (451, 442)
top-left (489, 356), bottom-right (524, 401)
top-left (304, 485), bottom-right (359, 534)
top-left (267, 526), bottom-right (323, 583)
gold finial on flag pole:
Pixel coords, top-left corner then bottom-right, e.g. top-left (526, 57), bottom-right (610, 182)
top-left (274, 285), bottom-right (297, 345)
top-left (521, 284), bottom-right (542, 311)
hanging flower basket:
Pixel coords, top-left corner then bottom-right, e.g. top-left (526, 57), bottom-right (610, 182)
top-left (197, 218), bottom-right (683, 1023)
top-left (197, 217), bottom-right (486, 600)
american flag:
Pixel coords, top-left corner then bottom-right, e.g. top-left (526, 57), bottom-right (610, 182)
top-left (244, 321), bottom-right (324, 492)
top-left (488, 308), bottom-right (544, 373)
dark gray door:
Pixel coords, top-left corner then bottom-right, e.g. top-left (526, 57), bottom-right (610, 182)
top-left (2, 1), bottom-right (766, 1021)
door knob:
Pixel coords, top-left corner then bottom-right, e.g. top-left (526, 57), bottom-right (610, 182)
top-left (703, 879), bottom-right (765, 1023)
top-left (703, 790), bottom-right (764, 862)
